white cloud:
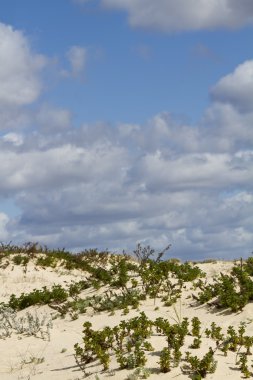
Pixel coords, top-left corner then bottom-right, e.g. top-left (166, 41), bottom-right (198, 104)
top-left (0, 22), bottom-right (46, 106)
top-left (210, 60), bottom-right (253, 113)
top-left (35, 104), bottom-right (72, 132)
top-left (131, 150), bottom-right (253, 193)
top-left (0, 109), bottom-right (30, 132)
top-left (2, 132), bottom-right (24, 146)
top-left (2, 109), bottom-right (253, 259)
top-left (0, 212), bottom-right (10, 241)
top-left (102, 0), bottom-right (253, 32)
top-left (1, 99), bottom-right (253, 259)
top-left (0, 141), bottom-right (128, 194)
top-left (0, 24), bottom-right (252, 260)
top-left (201, 103), bottom-right (253, 153)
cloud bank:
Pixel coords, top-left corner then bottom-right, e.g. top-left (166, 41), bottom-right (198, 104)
top-left (102, 0), bottom-right (253, 32)
top-left (0, 21), bottom-right (253, 260)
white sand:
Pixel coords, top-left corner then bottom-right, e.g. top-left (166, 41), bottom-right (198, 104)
top-left (0, 258), bottom-right (251, 379)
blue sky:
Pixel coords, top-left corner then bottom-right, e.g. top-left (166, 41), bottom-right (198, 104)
top-left (0, 0), bottom-right (253, 260)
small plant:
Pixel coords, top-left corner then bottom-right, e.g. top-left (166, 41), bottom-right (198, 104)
top-left (191, 317), bottom-right (201, 337)
top-left (0, 305), bottom-right (52, 340)
top-left (159, 347), bottom-right (171, 373)
top-left (173, 344), bottom-right (182, 367)
top-left (190, 337), bottom-right (202, 349)
top-left (21, 355), bottom-right (45, 366)
top-left (226, 325), bottom-right (239, 352)
top-left (12, 255), bottom-right (29, 266)
top-left (94, 289), bottom-right (142, 313)
top-left (183, 348), bottom-right (217, 379)
top-left (36, 255), bottom-right (57, 268)
top-left (142, 341), bottom-right (154, 352)
top-left (237, 353), bottom-right (251, 378)
top-left (133, 243), bottom-right (170, 264)
top-left (244, 336), bottom-right (253, 355)
top-left (196, 263), bottom-right (253, 312)
top-left (8, 284), bottom-right (68, 310)
top-left (205, 322), bottom-right (224, 346)
top-left (116, 346), bottom-right (147, 370)
top-left (126, 367), bottom-right (151, 379)
top-left (17, 351), bottom-right (45, 377)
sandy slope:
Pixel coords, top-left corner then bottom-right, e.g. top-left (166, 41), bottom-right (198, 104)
top-left (0, 259), bottom-right (251, 380)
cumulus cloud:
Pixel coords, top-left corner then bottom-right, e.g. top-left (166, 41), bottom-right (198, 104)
top-left (35, 104), bottom-right (72, 132)
top-left (2, 100), bottom-right (253, 259)
top-left (0, 19), bottom-right (253, 260)
top-left (0, 142), bottom-right (127, 195)
top-left (201, 102), bottom-right (253, 153)
top-left (102, 0), bottom-right (253, 32)
top-left (129, 150), bottom-right (253, 193)
top-left (210, 60), bottom-right (253, 113)
top-left (0, 22), bottom-right (46, 106)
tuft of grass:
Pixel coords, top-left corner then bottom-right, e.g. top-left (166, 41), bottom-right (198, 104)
top-left (0, 305), bottom-right (53, 340)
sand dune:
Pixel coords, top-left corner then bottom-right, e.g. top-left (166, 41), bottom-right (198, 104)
top-left (0, 252), bottom-right (252, 380)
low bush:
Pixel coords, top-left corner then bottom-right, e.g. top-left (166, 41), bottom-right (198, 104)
top-left (195, 261), bottom-right (253, 312)
top-left (183, 349), bottom-right (217, 379)
top-left (8, 284), bottom-right (68, 310)
top-left (12, 255), bottom-right (29, 266)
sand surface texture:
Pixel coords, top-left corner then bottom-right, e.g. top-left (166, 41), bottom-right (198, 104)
top-left (0, 251), bottom-right (252, 380)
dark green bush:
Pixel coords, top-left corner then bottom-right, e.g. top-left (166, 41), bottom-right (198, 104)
top-left (36, 255), bottom-right (57, 268)
top-left (8, 285), bottom-right (68, 310)
top-left (94, 289), bottom-right (142, 312)
top-left (196, 264), bottom-right (253, 312)
top-left (159, 347), bottom-right (172, 373)
top-left (184, 348), bottom-right (217, 379)
top-left (12, 255), bottom-right (29, 266)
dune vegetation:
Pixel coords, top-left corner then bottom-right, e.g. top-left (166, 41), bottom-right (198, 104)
top-left (1, 242), bottom-right (253, 379)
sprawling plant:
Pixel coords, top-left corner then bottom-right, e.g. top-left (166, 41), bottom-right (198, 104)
top-left (8, 285), bottom-right (68, 310)
top-left (74, 312), bottom-right (152, 373)
top-left (196, 261), bottom-right (253, 312)
top-left (183, 348), bottom-right (217, 379)
top-left (237, 353), bottom-right (251, 378)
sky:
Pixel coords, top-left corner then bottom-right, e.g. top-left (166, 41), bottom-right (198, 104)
top-left (0, 0), bottom-right (253, 260)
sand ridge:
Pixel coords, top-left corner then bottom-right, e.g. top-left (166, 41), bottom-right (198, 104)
top-left (0, 254), bottom-right (252, 379)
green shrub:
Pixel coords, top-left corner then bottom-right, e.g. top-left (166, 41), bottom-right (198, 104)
top-left (8, 284), bottom-right (68, 310)
top-left (191, 317), bottom-right (201, 337)
top-left (183, 349), bottom-right (217, 379)
top-left (95, 289), bottom-right (142, 313)
top-left (36, 255), bottom-right (57, 268)
top-left (237, 353), bottom-right (251, 378)
top-left (12, 255), bottom-right (29, 266)
top-left (159, 347), bottom-right (171, 373)
top-left (205, 322), bottom-right (224, 346)
top-left (244, 257), bottom-right (253, 276)
top-left (196, 264), bottom-right (253, 312)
